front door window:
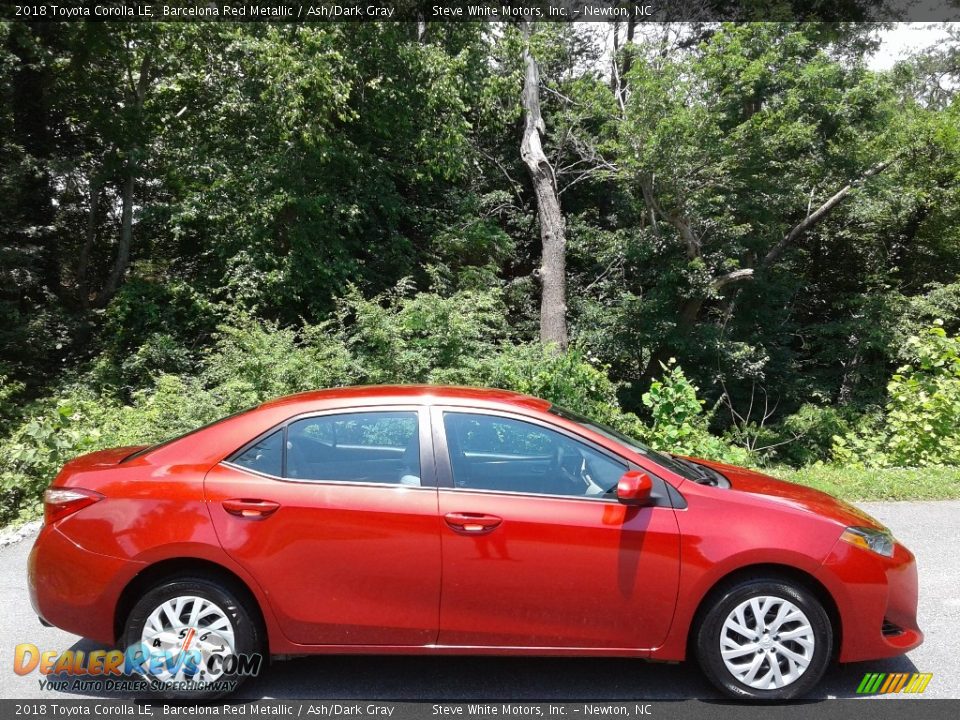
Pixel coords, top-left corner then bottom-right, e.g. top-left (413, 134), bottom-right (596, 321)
top-left (443, 412), bottom-right (626, 498)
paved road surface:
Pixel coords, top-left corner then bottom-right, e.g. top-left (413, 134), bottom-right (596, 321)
top-left (0, 501), bottom-right (956, 700)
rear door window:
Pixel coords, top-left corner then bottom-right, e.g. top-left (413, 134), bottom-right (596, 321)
top-left (285, 411), bottom-right (421, 486)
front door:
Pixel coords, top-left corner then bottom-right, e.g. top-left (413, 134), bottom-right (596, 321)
top-left (205, 407), bottom-right (441, 646)
top-left (434, 408), bottom-right (681, 650)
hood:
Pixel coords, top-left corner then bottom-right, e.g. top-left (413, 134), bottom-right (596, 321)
top-left (689, 457), bottom-right (886, 531)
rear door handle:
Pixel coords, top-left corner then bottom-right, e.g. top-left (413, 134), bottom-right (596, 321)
top-left (444, 512), bottom-right (502, 534)
top-left (222, 498), bottom-right (280, 519)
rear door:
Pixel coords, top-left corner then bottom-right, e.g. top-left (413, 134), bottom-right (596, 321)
top-left (205, 406), bottom-right (441, 646)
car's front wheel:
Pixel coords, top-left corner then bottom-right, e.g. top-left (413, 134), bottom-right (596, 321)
top-left (121, 576), bottom-right (264, 698)
top-left (695, 577), bottom-right (833, 700)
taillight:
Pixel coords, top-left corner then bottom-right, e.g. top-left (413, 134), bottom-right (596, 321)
top-left (43, 487), bottom-right (103, 525)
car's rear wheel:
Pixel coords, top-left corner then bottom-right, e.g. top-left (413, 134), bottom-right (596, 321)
top-left (695, 577), bottom-right (833, 700)
top-left (122, 576), bottom-right (263, 698)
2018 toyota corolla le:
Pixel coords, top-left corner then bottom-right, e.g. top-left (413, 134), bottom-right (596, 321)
top-left (28, 385), bottom-right (921, 700)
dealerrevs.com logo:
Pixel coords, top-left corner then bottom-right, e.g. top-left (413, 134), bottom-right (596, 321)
top-left (14, 639), bottom-right (263, 693)
top-left (856, 672), bottom-right (933, 695)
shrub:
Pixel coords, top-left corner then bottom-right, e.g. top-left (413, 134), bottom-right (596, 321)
top-left (0, 285), bottom-right (760, 526)
top-left (640, 361), bottom-right (753, 465)
top-left (92, 277), bottom-right (218, 391)
top-left (333, 280), bottom-right (510, 384)
top-left (0, 392), bottom-right (111, 525)
top-left (0, 374), bottom-right (25, 431)
top-left (770, 404), bottom-right (854, 467)
top-left (470, 343), bottom-right (623, 424)
top-left (834, 323), bottom-right (960, 467)
top-left (202, 314), bottom-right (358, 409)
top-left (0, 377), bottom-right (222, 524)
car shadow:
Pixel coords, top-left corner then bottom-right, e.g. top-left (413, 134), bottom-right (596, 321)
top-left (46, 638), bottom-right (919, 702)
top-left (238, 655), bottom-right (715, 701)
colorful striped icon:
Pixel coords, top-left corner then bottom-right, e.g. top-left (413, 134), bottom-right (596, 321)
top-left (856, 672), bottom-right (933, 694)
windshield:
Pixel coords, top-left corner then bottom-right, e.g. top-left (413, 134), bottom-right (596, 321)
top-left (548, 406), bottom-right (704, 482)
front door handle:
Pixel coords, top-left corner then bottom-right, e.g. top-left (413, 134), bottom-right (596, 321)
top-left (222, 498), bottom-right (280, 519)
top-left (444, 512), bottom-right (502, 534)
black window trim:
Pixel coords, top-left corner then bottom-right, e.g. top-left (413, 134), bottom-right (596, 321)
top-left (430, 406), bottom-right (676, 507)
top-left (220, 405), bottom-right (437, 490)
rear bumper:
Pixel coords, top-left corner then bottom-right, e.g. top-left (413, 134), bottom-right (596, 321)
top-left (818, 538), bottom-right (923, 662)
top-left (28, 523), bottom-right (144, 645)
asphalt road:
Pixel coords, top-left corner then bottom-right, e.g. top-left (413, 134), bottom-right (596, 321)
top-left (0, 501), bottom-right (957, 701)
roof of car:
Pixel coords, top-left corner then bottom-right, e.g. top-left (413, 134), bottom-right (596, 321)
top-left (257, 384), bottom-right (553, 412)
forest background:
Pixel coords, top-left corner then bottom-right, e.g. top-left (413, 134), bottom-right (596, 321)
top-left (2, 17), bottom-right (959, 525)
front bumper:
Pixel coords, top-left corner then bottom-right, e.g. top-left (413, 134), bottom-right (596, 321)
top-left (28, 523), bottom-right (144, 645)
top-left (818, 537), bottom-right (923, 662)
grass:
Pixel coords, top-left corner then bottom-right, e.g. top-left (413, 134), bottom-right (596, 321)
top-left (769, 464), bottom-right (960, 502)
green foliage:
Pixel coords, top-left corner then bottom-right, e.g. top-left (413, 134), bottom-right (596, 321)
top-left (0, 397), bottom-right (103, 525)
top-left (0, 286), bottom-right (639, 524)
top-left (1, 23), bottom-right (960, 524)
top-left (0, 375), bottom-right (25, 431)
top-left (91, 277), bottom-right (219, 391)
top-left (202, 316), bottom-right (357, 409)
top-left (642, 361), bottom-right (705, 448)
top-left (640, 361), bottom-right (753, 465)
top-left (834, 324), bottom-right (960, 467)
top-left (0, 376), bottom-right (230, 525)
top-left (771, 404), bottom-right (854, 467)
top-left (333, 280), bottom-right (510, 385)
top-left (472, 344), bottom-right (622, 425)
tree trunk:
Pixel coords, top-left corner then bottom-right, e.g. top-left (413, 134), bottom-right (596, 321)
top-left (93, 51), bottom-right (153, 308)
top-left (619, 6), bottom-right (637, 106)
top-left (520, 21), bottom-right (568, 350)
top-left (416, 12), bottom-right (427, 42)
top-left (77, 173), bottom-right (102, 308)
top-left (99, 167), bottom-right (135, 304)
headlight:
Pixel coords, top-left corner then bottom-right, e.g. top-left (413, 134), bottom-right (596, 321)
top-left (840, 526), bottom-right (895, 557)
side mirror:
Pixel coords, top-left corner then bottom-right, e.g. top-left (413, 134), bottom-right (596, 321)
top-left (617, 470), bottom-right (653, 506)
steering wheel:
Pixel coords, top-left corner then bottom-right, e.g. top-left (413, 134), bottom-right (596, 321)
top-left (547, 443), bottom-right (590, 495)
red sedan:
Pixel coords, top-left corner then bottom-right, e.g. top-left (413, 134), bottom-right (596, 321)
top-left (28, 385), bottom-right (921, 700)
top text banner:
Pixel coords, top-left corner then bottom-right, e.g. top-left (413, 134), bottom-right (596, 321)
top-left (3, 0), bottom-right (960, 22)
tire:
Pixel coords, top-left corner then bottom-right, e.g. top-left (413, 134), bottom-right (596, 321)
top-left (695, 577), bottom-right (833, 701)
top-left (121, 576), bottom-right (264, 699)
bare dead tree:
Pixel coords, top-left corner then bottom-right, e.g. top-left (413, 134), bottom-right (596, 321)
top-left (719, 380), bottom-right (804, 455)
top-left (520, 20), bottom-right (568, 350)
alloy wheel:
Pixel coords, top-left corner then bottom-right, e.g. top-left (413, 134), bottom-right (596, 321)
top-left (719, 595), bottom-right (815, 690)
top-left (139, 594), bottom-right (237, 683)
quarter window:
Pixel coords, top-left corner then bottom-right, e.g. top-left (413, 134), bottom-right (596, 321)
top-left (231, 429), bottom-right (283, 477)
top-left (443, 412), bottom-right (626, 498)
